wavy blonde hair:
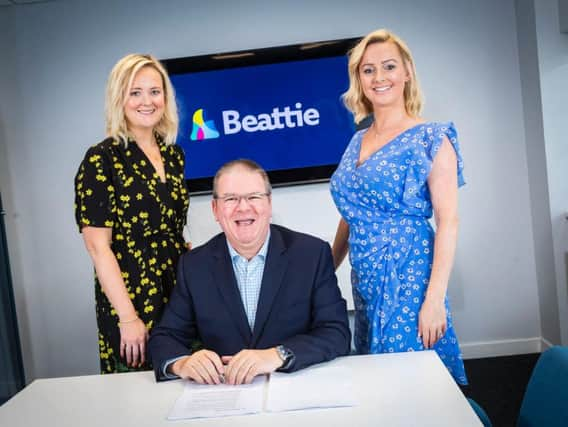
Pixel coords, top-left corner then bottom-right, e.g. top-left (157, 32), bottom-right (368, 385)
top-left (105, 53), bottom-right (178, 145)
top-left (342, 29), bottom-right (423, 124)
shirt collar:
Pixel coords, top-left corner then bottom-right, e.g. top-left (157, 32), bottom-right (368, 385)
top-left (227, 229), bottom-right (271, 262)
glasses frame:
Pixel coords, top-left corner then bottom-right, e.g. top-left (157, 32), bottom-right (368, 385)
top-left (213, 192), bottom-right (271, 208)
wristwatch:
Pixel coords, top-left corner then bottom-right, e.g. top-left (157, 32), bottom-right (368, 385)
top-left (276, 345), bottom-right (294, 369)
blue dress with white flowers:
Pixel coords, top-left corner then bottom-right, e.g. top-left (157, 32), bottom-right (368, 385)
top-left (330, 121), bottom-right (467, 384)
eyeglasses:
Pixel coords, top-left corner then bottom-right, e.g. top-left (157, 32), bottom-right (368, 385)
top-left (213, 192), bottom-right (271, 208)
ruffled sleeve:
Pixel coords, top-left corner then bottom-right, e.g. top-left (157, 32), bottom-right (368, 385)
top-left (74, 143), bottom-right (116, 232)
top-left (424, 121), bottom-right (465, 187)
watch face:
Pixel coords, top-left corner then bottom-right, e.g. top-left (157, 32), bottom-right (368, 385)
top-left (278, 345), bottom-right (292, 361)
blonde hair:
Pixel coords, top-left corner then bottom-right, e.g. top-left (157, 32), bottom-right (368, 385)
top-left (105, 53), bottom-right (178, 145)
top-left (342, 29), bottom-right (423, 124)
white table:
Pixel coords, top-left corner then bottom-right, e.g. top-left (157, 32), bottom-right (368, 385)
top-left (0, 351), bottom-right (481, 426)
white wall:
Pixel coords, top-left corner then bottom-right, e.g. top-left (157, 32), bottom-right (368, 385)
top-left (0, 0), bottom-right (547, 380)
top-left (514, 0), bottom-right (561, 346)
top-left (534, 0), bottom-right (568, 344)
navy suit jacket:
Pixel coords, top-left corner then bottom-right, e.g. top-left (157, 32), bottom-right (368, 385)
top-left (149, 224), bottom-right (351, 381)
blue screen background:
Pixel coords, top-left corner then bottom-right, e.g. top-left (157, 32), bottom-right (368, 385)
top-left (171, 56), bottom-right (355, 179)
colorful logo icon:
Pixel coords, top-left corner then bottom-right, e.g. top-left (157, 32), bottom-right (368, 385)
top-left (190, 108), bottom-right (220, 141)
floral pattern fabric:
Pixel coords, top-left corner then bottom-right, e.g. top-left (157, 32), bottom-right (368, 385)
top-left (74, 136), bottom-right (189, 373)
top-left (330, 122), bottom-right (467, 384)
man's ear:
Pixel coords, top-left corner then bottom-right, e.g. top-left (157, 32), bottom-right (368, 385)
top-left (211, 199), bottom-right (219, 222)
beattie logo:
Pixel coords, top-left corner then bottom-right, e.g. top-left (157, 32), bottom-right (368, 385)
top-left (190, 108), bottom-right (220, 141)
top-left (190, 103), bottom-right (320, 141)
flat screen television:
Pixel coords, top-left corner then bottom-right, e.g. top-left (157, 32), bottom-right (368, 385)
top-left (162, 37), bottom-right (359, 194)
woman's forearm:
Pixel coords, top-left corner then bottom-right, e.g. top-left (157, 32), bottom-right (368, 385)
top-left (83, 228), bottom-right (137, 321)
top-left (426, 217), bottom-right (459, 302)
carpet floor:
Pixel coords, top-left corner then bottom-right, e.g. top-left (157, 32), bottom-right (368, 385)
top-left (462, 353), bottom-right (540, 427)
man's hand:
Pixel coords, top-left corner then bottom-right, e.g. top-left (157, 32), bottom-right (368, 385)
top-left (172, 350), bottom-right (224, 384)
top-left (222, 348), bottom-right (283, 385)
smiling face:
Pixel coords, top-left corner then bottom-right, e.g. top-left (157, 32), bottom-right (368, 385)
top-left (124, 66), bottom-right (165, 137)
top-left (359, 41), bottom-right (410, 111)
top-left (212, 165), bottom-right (272, 259)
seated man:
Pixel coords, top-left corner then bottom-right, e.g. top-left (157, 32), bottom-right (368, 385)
top-left (148, 159), bottom-right (351, 384)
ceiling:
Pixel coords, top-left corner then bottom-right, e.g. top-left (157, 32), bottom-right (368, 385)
top-left (0, 0), bottom-right (56, 6)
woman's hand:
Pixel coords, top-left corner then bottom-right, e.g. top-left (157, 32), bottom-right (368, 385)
top-left (119, 318), bottom-right (149, 367)
top-left (418, 296), bottom-right (447, 349)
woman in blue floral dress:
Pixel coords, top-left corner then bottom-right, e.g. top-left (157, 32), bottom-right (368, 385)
top-left (330, 29), bottom-right (467, 384)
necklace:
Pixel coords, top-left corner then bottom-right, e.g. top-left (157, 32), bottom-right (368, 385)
top-left (372, 119), bottom-right (416, 140)
top-left (372, 121), bottom-right (399, 140)
top-left (369, 121), bottom-right (408, 151)
top-left (372, 121), bottom-right (381, 138)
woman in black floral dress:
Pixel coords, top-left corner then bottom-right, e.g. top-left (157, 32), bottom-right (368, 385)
top-left (74, 54), bottom-right (189, 373)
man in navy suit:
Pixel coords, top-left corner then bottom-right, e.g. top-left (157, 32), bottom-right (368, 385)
top-left (148, 159), bottom-right (350, 384)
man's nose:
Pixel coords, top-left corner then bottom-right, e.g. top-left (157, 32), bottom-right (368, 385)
top-left (236, 196), bottom-right (251, 209)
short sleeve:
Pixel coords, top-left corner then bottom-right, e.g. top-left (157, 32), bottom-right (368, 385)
top-left (74, 145), bottom-right (116, 232)
top-left (424, 122), bottom-right (465, 187)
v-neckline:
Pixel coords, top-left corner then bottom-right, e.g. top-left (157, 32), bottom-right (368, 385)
top-left (355, 122), bottom-right (426, 169)
top-left (134, 140), bottom-right (167, 184)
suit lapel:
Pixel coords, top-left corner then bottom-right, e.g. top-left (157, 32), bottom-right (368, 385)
top-left (251, 226), bottom-right (288, 346)
top-left (211, 236), bottom-right (252, 344)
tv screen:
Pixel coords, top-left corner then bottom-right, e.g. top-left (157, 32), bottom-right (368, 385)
top-left (162, 38), bottom-right (359, 194)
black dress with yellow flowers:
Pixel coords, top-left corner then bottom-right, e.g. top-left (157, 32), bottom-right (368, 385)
top-left (74, 136), bottom-right (189, 373)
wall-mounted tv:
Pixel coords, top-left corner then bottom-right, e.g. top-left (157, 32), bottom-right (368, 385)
top-left (162, 37), bottom-right (359, 194)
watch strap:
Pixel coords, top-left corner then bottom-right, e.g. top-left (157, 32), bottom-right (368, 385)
top-left (276, 345), bottom-right (295, 370)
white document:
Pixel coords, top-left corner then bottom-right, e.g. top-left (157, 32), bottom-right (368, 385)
top-left (266, 365), bottom-right (358, 412)
top-left (167, 375), bottom-right (266, 420)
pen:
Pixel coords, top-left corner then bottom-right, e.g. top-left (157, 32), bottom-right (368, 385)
top-left (219, 373), bottom-right (225, 384)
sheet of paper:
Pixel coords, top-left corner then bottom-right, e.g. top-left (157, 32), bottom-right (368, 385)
top-left (265, 365), bottom-right (358, 412)
top-left (168, 375), bottom-right (266, 420)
